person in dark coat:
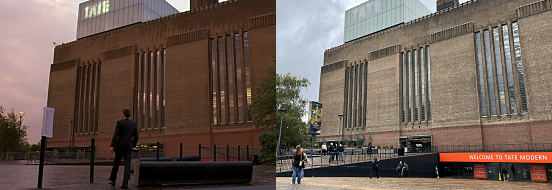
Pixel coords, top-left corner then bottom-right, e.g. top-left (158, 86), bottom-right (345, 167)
top-left (108, 109), bottom-right (139, 189)
top-left (511, 165), bottom-right (516, 179)
top-left (404, 162), bottom-right (409, 178)
top-left (328, 143), bottom-right (334, 162)
top-left (369, 156), bottom-right (379, 179)
top-left (338, 144), bottom-right (344, 161)
top-left (502, 168), bottom-right (509, 182)
top-left (397, 161), bottom-right (404, 178)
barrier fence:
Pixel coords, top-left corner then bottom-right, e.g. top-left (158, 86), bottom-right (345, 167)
top-left (276, 143), bottom-right (552, 172)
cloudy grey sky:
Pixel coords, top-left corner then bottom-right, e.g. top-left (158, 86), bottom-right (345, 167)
top-left (276, 0), bottom-right (469, 121)
top-left (0, 0), bottom-right (222, 144)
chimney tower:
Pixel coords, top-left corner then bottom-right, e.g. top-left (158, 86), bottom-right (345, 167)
top-left (437, 0), bottom-right (459, 11)
top-left (190, 0), bottom-right (219, 10)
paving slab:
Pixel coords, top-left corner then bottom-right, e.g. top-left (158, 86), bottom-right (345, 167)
top-left (276, 177), bottom-right (552, 190)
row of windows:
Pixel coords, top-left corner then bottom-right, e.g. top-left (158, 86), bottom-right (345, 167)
top-left (343, 62), bottom-right (367, 129)
top-left (74, 62), bottom-right (101, 134)
top-left (134, 49), bottom-right (166, 129)
top-left (401, 46), bottom-right (431, 123)
top-left (210, 32), bottom-right (253, 124)
top-left (475, 22), bottom-right (528, 117)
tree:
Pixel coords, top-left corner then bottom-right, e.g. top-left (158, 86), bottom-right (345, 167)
top-left (0, 105), bottom-right (29, 153)
top-left (251, 67), bottom-right (311, 164)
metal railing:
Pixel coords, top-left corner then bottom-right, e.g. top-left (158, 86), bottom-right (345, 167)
top-left (276, 143), bottom-right (552, 172)
top-left (199, 145), bottom-right (260, 162)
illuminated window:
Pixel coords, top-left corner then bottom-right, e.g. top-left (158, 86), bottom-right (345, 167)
top-left (227, 36), bottom-right (235, 123)
top-left (407, 51), bottom-right (411, 123)
top-left (401, 53), bottom-right (405, 123)
top-left (414, 49), bottom-right (418, 123)
top-left (211, 39), bottom-right (218, 124)
top-left (218, 37), bottom-right (226, 124)
top-left (427, 46), bottom-right (432, 121)
top-left (235, 34), bottom-right (244, 123)
top-left (421, 47), bottom-right (425, 122)
top-left (244, 32), bottom-right (252, 121)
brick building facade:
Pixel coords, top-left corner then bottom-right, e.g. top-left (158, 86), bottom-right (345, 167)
top-left (47, 0), bottom-right (275, 157)
top-left (319, 0), bottom-right (552, 148)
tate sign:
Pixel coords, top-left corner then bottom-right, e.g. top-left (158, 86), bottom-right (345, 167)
top-left (85, 0), bottom-right (110, 19)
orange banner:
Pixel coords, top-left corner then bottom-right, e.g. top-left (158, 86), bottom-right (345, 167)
top-left (530, 164), bottom-right (547, 181)
top-left (473, 163), bottom-right (486, 178)
top-left (440, 152), bottom-right (552, 163)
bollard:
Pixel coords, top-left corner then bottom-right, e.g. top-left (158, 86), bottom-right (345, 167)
top-left (37, 136), bottom-right (47, 188)
top-left (180, 143), bottom-right (183, 159)
top-left (156, 142), bottom-right (160, 161)
top-left (227, 145), bottom-right (230, 161)
top-left (90, 138), bottom-right (95, 183)
top-left (198, 144), bottom-right (202, 161)
top-left (238, 145), bottom-right (241, 161)
top-left (213, 144), bottom-right (217, 161)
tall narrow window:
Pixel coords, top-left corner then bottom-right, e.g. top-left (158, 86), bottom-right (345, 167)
top-left (142, 52), bottom-right (147, 129)
top-left (94, 63), bottom-right (100, 132)
top-left (401, 53), bottom-right (405, 123)
top-left (363, 62), bottom-right (367, 127)
top-left (162, 48), bottom-right (166, 128)
top-left (226, 36), bottom-right (235, 123)
top-left (493, 27), bottom-right (506, 115)
top-left (475, 32), bottom-right (488, 117)
top-left (218, 37), bottom-right (226, 124)
top-left (150, 51), bottom-right (154, 128)
top-left (358, 63), bottom-right (363, 128)
top-left (348, 66), bottom-right (354, 128)
top-left (484, 30), bottom-right (497, 116)
top-left (156, 50), bottom-right (161, 127)
top-left (414, 49), bottom-right (418, 122)
top-left (421, 47), bottom-right (425, 122)
top-left (343, 66), bottom-right (349, 129)
top-left (353, 65), bottom-right (358, 128)
top-left (502, 25), bottom-right (517, 114)
top-left (211, 39), bottom-right (218, 124)
top-left (512, 22), bottom-right (528, 113)
top-left (427, 46), bottom-right (432, 121)
top-left (235, 34), bottom-right (244, 122)
top-left (407, 51), bottom-right (412, 123)
top-left (243, 32), bottom-right (253, 121)
top-left (136, 54), bottom-right (141, 127)
top-left (83, 64), bottom-right (89, 133)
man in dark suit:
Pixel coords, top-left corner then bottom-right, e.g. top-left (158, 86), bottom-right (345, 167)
top-left (108, 109), bottom-right (139, 189)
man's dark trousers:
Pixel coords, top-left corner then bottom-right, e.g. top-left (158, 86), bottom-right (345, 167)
top-left (109, 148), bottom-right (132, 186)
top-left (370, 167), bottom-right (379, 178)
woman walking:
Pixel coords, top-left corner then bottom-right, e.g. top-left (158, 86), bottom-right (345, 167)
top-left (292, 145), bottom-right (307, 184)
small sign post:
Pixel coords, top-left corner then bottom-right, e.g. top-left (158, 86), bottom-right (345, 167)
top-left (38, 107), bottom-right (54, 188)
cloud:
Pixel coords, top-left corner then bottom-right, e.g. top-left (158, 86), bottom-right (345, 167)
top-left (0, 0), bottom-right (78, 144)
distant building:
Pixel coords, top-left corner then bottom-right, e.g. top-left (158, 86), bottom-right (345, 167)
top-left (47, 0), bottom-right (275, 157)
top-left (320, 0), bottom-right (552, 181)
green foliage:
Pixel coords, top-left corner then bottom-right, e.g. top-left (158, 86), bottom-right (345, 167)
top-left (0, 105), bottom-right (29, 152)
top-left (354, 134), bottom-right (366, 147)
top-left (251, 66), bottom-right (311, 164)
top-left (30, 142), bottom-right (41, 152)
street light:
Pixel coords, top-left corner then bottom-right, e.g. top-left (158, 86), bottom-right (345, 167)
top-left (17, 111), bottom-right (25, 153)
top-left (276, 109), bottom-right (286, 162)
top-left (337, 114), bottom-right (343, 148)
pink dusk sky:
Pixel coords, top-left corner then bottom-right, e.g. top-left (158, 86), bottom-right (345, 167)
top-left (0, 0), bottom-right (196, 144)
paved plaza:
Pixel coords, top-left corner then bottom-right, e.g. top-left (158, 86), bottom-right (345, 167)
top-left (0, 164), bottom-right (275, 190)
top-left (277, 177), bottom-right (552, 190)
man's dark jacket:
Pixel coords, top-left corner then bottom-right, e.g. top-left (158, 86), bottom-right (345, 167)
top-left (110, 118), bottom-right (139, 152)
top-left (372, 158), bottom-right (379, 168)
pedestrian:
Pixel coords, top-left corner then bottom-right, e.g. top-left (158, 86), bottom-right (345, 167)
top-left (328, 143), bottom-right (334, 162)
top-left (397, 161), bottom-right (404, 178)
top-left (502, 168), bottom-right (508, 182)
top-left (369, 156), bottom-right (379, 179)
top-left (435, 166), bottom-right (439, 178)
top-left (108, 109), bottom-right (139, 189)
top-left (404, 162), bottom-right (409, 178)
top-left (300, 151), bottom-right (308, 181)
top-left (510, 165), bottom-right (516, 179)
top-left (321, 143), bottom-right (327, 157)
top-left (291, 145), bottom-right (307, 184)
top-left (338, 144), bottom-right (344, 161)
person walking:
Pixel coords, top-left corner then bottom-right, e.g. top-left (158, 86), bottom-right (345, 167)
top-left (397, 161), bottom-right (404, 178)
top-left (321, 143), bottom-right (327, 157)
top-left (338, 144), bottom-right (344, 161)
top-left (502, 168), bottom-right (509, 182)
top-left (328, 143), bottom-right (334, 162)
top-left (435, 166), bottom-right (440, 178)
top-left (369, 156), bottom-right (379, 179)
top-left (511, 165), bottom-right (516, 180)
top-left (108, 109), bottom-right (139, 189)
top-left (291, 145), bottom-right (307, 184)
top-left (404, 162), bottom-right (409, 178)
top-left (300, 151), bottom-right (308, 181)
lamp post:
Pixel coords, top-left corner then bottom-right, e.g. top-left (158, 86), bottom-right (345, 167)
top-left (70, 117), bottom-right (74, 156)
top-left (337, 114), bottom-right (343, 148)
top-left (17, 111), bottom-right (25, 154)
top-left (276, 109), bottom-right (286, 162)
